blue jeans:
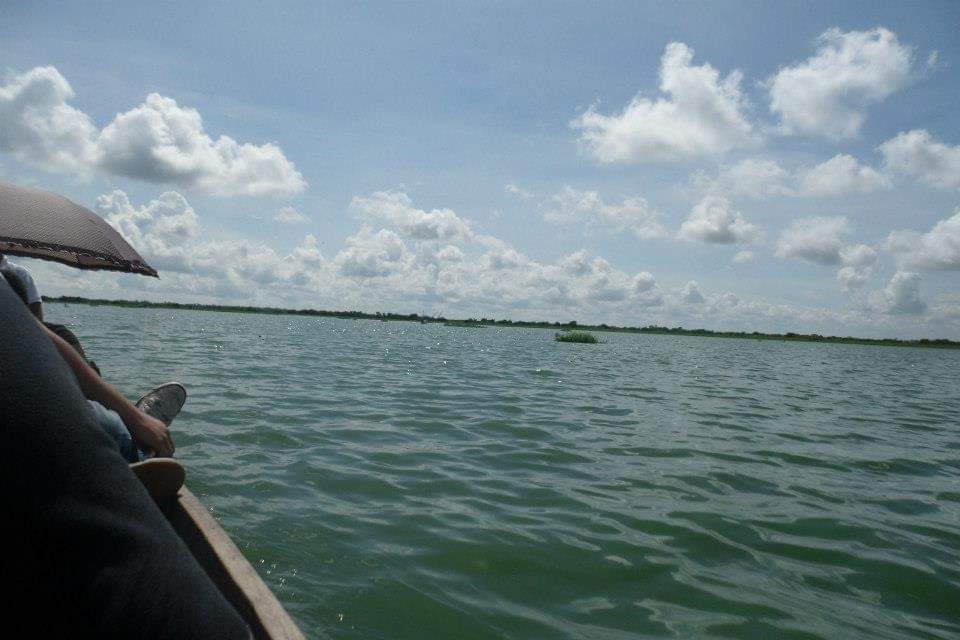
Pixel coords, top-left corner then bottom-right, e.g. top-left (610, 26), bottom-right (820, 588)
top-left (88, 401), bottom-right (145, 463)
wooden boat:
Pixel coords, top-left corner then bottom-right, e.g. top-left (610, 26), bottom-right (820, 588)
top-left (161, 487), bottom-right (306, 640)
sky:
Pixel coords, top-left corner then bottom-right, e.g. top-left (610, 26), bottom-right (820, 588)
top-left (2, 1), bottom-right (959, 338)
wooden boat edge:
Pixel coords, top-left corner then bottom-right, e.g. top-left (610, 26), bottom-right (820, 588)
top-left (161, 486), bottom-right (306, 640)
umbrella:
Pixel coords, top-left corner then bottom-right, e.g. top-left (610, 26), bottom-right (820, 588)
top-left (0, 181), bottom-right (158, 277)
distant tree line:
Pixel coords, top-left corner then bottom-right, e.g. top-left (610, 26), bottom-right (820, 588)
top-left (44, 296), bottom-right (960, 349)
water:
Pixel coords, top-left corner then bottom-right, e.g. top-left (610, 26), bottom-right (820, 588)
top-left (53, 304), bottom-right (960, 639)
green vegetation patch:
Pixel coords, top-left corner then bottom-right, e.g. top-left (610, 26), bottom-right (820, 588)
top-left (444, 320), bottom-right (487, 328)
top-left (555, 331), bottom-right (598, 344)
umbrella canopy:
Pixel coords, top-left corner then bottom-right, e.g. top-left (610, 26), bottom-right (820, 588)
top-left (0, 181), bottom-right (158, 277)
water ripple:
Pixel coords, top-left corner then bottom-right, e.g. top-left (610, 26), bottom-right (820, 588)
top-left (52, 304), bottom-right (960, 640)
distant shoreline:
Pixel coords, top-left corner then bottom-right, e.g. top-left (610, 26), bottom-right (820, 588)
top-left (45, 296), bottom-right (960, 350)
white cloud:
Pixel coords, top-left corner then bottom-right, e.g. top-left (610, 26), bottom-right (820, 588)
top-left (775, 216), bottom-right (851, 265)
top-left (716, 292), bottom-right (740, 308)
top-left (0, 67), bottom-right (305, 197)
top-left (482, 243), bottom-right (529, 272)
top-left (350, 191), bottom-right (473, 242)
top-left (693, 158), bottom-right (791, 199)
top-left (678, 196), bottom-right (759, 245)
top-left (571, 42), bottom-right (756, 162)
top-left (39, 188), bottom-right (955, 337)
top-left (795, 154), bottom-right (891, 196)
top-left (768, 218), bottom-right (879, 289)
top-left (836, 266), bottom-right (870, 292)
top-left (631, 271), bottom-right (657, 294)
top-left (559, 249), bottom-right (593, 276)
top-left (435, 245), bottom-right (464, 263)
top-left (878, 130), bottom-right (960, 190)
top-left (505, 183), bottom-right (534, 200)
top-left (97, 93), bottom-right (305, 196)
top-left (694, 153), bottom-right (889, 200)
top-left (96, 189), bottom-right (201, 272)
top-left (839, 243), bottom-right (877, 267)
top-left (0, 66), bottom-right (97, 174)
top-left (680, 280), bottom-right (705, 303)
top-left (835, 244), bottom-right (877, 292)
top-left (886, 207), bottom-right (960, 270)
top-left (543, 187), bottom-right (667, 239)
top-left (273, 206), bottom-right (310, 224)
top-left (334, 227), bottom-right (410, 278)
top-left (767, 27), bottom-right (913, 139)
top-left (95, 189), bottom-right (327, 292)
top-left (875, 271), bottom-right (926, 315)
top-left (733, 250), bottom-right (755, 264)
top-left (288, 234), bottom-right (324, 266)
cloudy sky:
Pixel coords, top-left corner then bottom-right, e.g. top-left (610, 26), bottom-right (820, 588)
top-left (2, 1), bottom-right (959, 338)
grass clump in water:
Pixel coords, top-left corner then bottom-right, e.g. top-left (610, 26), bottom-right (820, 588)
top-left (444, 320), bottom-right (486, 328)
top-left (555, 330), bottom-right (598, 344)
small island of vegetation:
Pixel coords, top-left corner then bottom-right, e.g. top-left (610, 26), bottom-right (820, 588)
top-left (44, 296), bottom-right (960, 350)
top-left (555, 331), bottom-right (599, 344)
top-left (444, 320), bottom-right (487, 328)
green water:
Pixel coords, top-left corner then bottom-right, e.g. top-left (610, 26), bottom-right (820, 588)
top-left (55, 304), bottom-right (960, 639)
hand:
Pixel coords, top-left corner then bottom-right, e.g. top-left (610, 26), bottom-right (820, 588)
top-left (127, 411), bottom-right (175, 457)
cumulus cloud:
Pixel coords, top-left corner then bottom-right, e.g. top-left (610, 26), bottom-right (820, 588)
top-left (483, 244), bottom-right (528, 271)
top-left (775, 217), bottom-right (879, 293)
top-left (836, 266), bottom-right (870, 292)
top-left (96, 189), bottom-right (200, 272)
top-left (767, 27), bottom-right (914, 139)
top-left (543, 187), bottom-right (667, 239)
top-left (692, 158), bottom-right (791, 200)
top-left (876, 271), bottom-right (926, 315)
top-left (680, 280), bottom-right (705, 303)
top-left (886, 207), bottom-right (960, 270)
top-left (631, 271), bottom-right (657, 294)
top-left (879, 130), bottom-right (960, 189)
top-left (435, 245), bottom-right (464, 263)
top-left (94, 190), bottom-right (330, 295)
top-left (288, 234), bottom-right (324, 266)
top-left (571, 42), bottom-right (756, 162)
top-left (733, 250), bottom-right (755, 264)
top-left (350, 191), bottom-right (473, 242)
top-left (0, 66), bottom-right (97, 174)
top-left (835, 244), bottom-right (878, 292)
top-left (795, 154), bottom-right (891, 196)
top-left (775, 216), bottom-right (851, 265)
top-left (0, 67), bottom-right (305, 196)
top-left (839, 243), bottom-right (877, 267)
top-left (694, 153), bottom-right (889, 200)
top-left (62, 187), bottom-right (954, 336)
top-left (96, 93), bottom-right (305, 196)
top-left (273, 206), bottom-right (310, 224)
top-left (334, 228), bottom-right (410, 278)
top-left (560, 258), bottom-right (662, 306)
top-left (678, 196), bottom-right (759, 244)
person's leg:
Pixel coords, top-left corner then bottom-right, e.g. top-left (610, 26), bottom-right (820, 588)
top-left (87, 400), bottom-right (141, 463)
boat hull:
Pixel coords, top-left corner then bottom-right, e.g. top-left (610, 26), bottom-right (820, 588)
top-left (161, 487), bottom-right (306, 640)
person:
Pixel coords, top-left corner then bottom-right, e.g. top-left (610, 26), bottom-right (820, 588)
top-left (2, 270), bottom-right (174, 459)
top-left (0, 250), bottom-right (101, 371)
top-left (0, 251), bottom-right (43, 320)
top-left (0, 276), bottom-right (250, 638)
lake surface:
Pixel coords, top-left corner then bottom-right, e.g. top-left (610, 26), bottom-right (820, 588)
top-left (53, 303), bottom-right (960, 639)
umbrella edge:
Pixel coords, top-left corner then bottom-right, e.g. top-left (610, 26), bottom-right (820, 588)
top-left (0, 238), bottom-right (159, 278)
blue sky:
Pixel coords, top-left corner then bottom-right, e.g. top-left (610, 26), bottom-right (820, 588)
top-left (2, 1), bottom-right (959, 337)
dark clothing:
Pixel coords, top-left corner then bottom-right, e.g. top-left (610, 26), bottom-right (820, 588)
top-left (0, 282), bottom-right (248, 639)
